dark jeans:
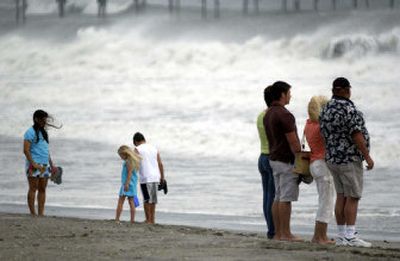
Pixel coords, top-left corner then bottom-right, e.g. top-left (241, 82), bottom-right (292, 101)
top-left (258, 153), bottom-right (275, 239)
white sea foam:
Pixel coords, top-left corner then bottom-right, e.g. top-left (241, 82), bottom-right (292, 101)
top-left (1, 12), bottom-right (399, 169)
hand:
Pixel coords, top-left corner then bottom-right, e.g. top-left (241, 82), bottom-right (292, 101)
top-left (49, 166), bottom-right (56, 179)
top-left (50, 165), bottom-right (58, 175)
top-left (32, 163), bottom-right (46, 174)
top-left (124, 183), bottom-right (129, 192)
top-left (365, 156), bottom-right (374, 170)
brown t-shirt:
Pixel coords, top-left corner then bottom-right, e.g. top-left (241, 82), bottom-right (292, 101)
top-left (264, 104), bottom-right (297, 164)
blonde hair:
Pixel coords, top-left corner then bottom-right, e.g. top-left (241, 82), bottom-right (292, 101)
top-left (308, 95), bottom-right (329, 122)
top-left (118, 145), bottom-right (141, 171)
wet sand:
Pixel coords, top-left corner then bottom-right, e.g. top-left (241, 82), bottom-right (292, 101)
top-left (1, 213), bottom-right (400, 260)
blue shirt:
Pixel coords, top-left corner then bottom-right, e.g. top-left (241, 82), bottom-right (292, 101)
top-left (320, 96), bottom-right (370, 165)
top-left (24, 127), bottom-right (49, 165)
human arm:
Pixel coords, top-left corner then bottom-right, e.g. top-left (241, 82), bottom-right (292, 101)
top-left (49, 155), bottom-right (57, 176)
top-left (157, 152), bottom-right (165, 182)
top-left (23, 140), bottom-right (46, 173)
top-left (124, 161), bottom-right (134, 192)
top-left (352, 131), bottom-right (374, 170)
top-left (285, 131), bottom-right (301, 155)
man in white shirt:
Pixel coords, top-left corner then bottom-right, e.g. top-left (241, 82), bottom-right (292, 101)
top-left (133, 132), bottom-right (165, 224)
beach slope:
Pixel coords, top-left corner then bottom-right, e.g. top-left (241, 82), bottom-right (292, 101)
top-left (1, 213), bottom-right (399, 260)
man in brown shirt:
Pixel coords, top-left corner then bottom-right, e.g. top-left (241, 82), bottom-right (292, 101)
top-left (264, 81), bottom-right (302, 242)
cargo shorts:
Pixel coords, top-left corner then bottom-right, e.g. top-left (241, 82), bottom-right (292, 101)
top-left (327, 161), bottom-right (363, 199)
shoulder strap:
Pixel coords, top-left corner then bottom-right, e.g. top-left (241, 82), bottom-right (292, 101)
top-left (301, 130), bottom-right (306, 151)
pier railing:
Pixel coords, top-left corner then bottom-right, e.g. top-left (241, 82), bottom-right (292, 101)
top-left (13, 0), bottom-right (399, 24)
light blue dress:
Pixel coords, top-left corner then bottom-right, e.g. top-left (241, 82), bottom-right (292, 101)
top-left (119, 161), bottom-right (139, 207)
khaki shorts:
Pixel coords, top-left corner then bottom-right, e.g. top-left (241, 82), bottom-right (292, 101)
top-left (327, 161), bottom-right (363, 199)
top-left (270, 160), bottom-right (299, 202)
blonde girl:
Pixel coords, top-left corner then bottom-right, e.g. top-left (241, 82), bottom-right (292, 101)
top-left (115, 145), bottom-right (141, 223)
top-left (304, 96), bottom-right (335, 244)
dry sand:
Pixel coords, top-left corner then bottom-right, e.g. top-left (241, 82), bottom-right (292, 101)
top-left (1, 213), bottom-right (400, 261)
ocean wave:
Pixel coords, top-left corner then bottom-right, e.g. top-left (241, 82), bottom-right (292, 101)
top-left (322, 29), bottom-right (400, 59)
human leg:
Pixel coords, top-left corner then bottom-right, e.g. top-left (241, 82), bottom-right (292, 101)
top-left (37, 178), bottom-right (48, 216)
top-left (344, 197), bottom-right (359, 226)
top-left (272, 161), bottom-right (301, 241)
top-left (145, 183), bottom-right (158, 224)
top-left (312, 221), bottom-right (335, 244)
top-left (313, 176), bottom-right (335, 244)
top-left (278, 201), bottom-right (303, 242)
top-left (278, 201), bottom-right (292, 240)
top-left (258, 154), bottom-right (275, 238)
top-left (141, 183), bottom-right (151, 223)
top-left (27, 177), bottom-right (39, 216)
top-left (115, 196), bottom-right (125, 222)
top-left (265, 171), bottom-right (275, 238)
top-left (269, 160), bottom-right (281, 240)
top-left (344, 197), bottom-right (371, 248)
top-left (149, 203), bottom-right (156, 224)
top-left (143, 203), bottom-right (151, 223)
top-left (335, 194), bottom-right (346, 225)
top-left (327, 163), bottom-right (348, 244)
top-left (310, 160), bottom-right (335, 243)
top-left (272, 201), bottom-right (280, 240)
top-left (337, 162), bottom-right (371, 246)
top-left (127, 197), bottom-right (136, 223)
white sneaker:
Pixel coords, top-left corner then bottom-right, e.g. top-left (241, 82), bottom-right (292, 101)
top-left (345, 235), bottom-right (372, 248)
top-left (335, 236), bottom-right (349, 246)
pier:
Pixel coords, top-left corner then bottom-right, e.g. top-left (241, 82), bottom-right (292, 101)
top-left (12, 0), bottom-right (400, 23)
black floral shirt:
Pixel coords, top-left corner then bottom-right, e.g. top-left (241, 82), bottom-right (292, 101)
top-left (320, 96), bottom-right (370, 165)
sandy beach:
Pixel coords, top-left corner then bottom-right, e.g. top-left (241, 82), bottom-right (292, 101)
top-left (1, 213), bottom-right (400, 261)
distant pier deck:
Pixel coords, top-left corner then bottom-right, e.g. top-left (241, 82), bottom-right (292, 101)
top-left (11, 0), bottom-right (400, 24)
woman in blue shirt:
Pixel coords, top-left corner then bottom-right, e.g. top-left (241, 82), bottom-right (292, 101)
top-left (23, 110), bottom-right (60, 216)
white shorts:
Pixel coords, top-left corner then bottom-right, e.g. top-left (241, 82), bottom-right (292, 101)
top-left (310, 160), bottom-right (335, 223)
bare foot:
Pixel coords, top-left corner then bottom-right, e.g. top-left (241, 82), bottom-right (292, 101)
top-left (281, 235), bottom-right (304, 242)
top-left (311, 236), bottom-right (335, 244)
top-left (272, 235), bottom-right (281, 241)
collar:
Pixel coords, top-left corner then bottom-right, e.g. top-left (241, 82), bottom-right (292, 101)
top-left (332, 95), bottom-right (354, 105)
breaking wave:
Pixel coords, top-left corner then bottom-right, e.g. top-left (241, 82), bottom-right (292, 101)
top-left (322, 29), bottom-right (400, 59)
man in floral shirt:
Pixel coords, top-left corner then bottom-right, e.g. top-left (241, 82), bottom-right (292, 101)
top-left (320, 77), bottom-right (374, 248)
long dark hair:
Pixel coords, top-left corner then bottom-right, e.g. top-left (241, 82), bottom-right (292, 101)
top-left (32, 110), bottom-right (62, 144)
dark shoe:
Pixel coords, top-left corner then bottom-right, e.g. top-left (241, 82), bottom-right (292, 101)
top-left (158, 179), bottom-right (168, 194)
top-left (51, 167), bottom-right (63, 185)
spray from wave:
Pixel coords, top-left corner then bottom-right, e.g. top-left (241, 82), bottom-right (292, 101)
top-left (322, 28), bottom-right (400, 59)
